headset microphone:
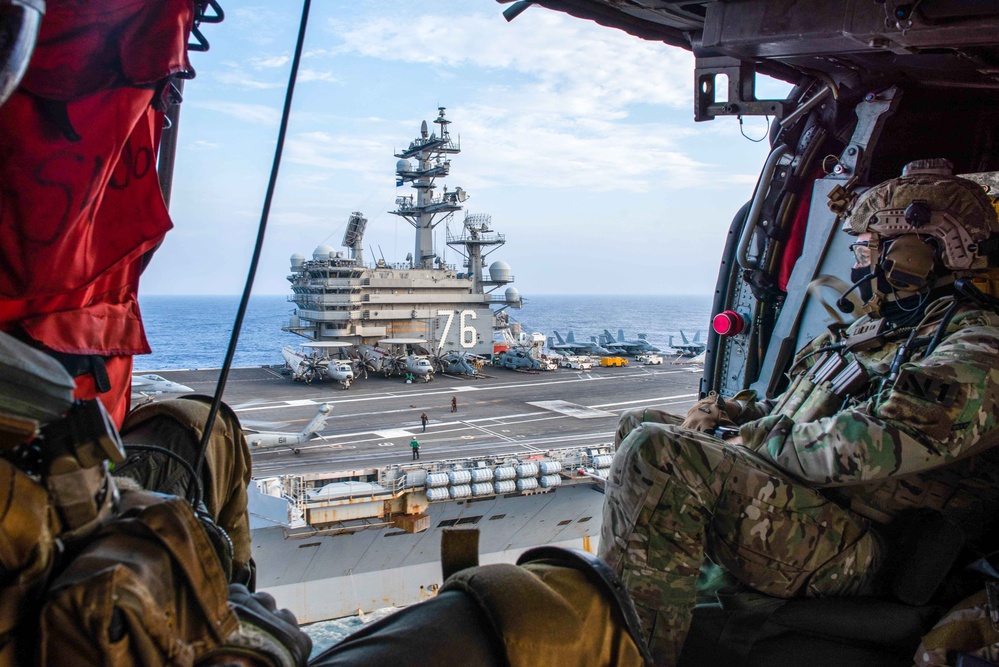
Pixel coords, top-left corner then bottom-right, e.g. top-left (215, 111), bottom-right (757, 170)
top-left (837, 272), bottom-right (876, 313)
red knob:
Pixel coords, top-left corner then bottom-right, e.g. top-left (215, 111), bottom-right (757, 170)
top-left (713, 310), bottom-right (746, 336)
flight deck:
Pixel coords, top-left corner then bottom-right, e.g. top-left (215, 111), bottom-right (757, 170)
top-left (150, 362), bottom-right (703, 476)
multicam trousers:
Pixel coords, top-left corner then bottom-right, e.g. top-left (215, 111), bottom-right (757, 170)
top-left (600, 409), bottom-right (884, 665)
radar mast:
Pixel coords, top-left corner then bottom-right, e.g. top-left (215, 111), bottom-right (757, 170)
top-left (391, 107), bottom-right (464, 269)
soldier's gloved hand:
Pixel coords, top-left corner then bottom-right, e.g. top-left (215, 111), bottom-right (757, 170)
top-left (680, 392), bottom-right (742, 432)
top-left (222, 584), bottom-right (312, 667)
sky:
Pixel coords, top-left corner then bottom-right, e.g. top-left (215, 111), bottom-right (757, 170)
top-left (145, 0), bottom-right (792, 297)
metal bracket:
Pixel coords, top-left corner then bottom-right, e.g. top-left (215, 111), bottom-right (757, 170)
top-left (695, 56), bottom-right (794, 122)
top-left (834, 86), bottom-right (902, 184)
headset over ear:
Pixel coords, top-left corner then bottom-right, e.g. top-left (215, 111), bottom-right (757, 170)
top-left (880, 234), bottom-right (937, 292)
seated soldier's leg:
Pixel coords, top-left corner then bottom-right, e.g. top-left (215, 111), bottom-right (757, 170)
top-left (708, 442), bottom-right (883, 601)
top-left (615, 408), bottom-right (683, 447)
top-left (600, 423), bottom-right (883, 666)
top-left (115, 397), bottom-right (253, 574)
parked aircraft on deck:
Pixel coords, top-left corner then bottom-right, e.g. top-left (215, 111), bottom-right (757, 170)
top-left (669, 331), bottom-right (706, 357)
top-left (243, 403), bottom-right (333, 453)
top-left (600, 329), bottom-right (662, 356)
top-left (130, 374), bottom-right (194, 402)
top-left (547, 331), bottom-right (611, 356)
top-left (282, 342), bottom-right (355, 388)
top-left (356, 340), bottom-right (435, 381)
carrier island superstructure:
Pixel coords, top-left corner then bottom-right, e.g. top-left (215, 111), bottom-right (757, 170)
top-left (283, 108), bottom-right (522, 357)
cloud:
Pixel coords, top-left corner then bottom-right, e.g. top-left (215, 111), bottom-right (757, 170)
top-left (249, 55), bottom-right (290, 69)
top-left (210, 59), bottom-right (284, 90)
top-left (191, 101), bottom-right (281, 126)
top-left (269, 211), bottom-right (329, 227)
top-left (186, 140), bottom-right (221, 151)
top-left (284, 131), bottom-right (391, 175)
top-left (227, 7), bottom-right (291, 47)
top-left (291, 6), bottom-right (734, 192)
top-left (324, 9), bottom-right (693, 118)
top-left (298, 69), bottom-right (338, 83)
top-left (212, 69), bottom-right (282, 90)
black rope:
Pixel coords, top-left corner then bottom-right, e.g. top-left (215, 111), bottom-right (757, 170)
top-left (195, 0), bottom-right (312, 478)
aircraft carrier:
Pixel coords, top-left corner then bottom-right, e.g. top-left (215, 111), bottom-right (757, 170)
top-left (150, 360), bottom-right (703, 623)
top-left (282, 107), bottom-right (522, 366)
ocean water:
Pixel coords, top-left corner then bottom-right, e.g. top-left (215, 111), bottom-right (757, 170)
top-left (136, 293), bottom-right (713, 371)
top-left (135, 292), bottom-right (713, 654)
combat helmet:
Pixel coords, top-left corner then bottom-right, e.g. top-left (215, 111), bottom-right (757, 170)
top-left (841, 159), bottom-right (999, 320)
top-left (845, 159), bottom-right (999, 273)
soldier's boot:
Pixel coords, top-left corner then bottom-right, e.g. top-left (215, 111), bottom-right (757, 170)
top-left (437, 544), bottom-right (653, 667)
top-left (309, 530), bottom-right (653, 667)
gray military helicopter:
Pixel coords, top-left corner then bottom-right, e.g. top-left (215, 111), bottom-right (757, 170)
top-left (281, 342), bottom-right (356, 389)
top-left (356, 340), bottom-right (435, 381)
top-left (507, 1), bottom-right (999, 666)
top-left (496, 346), bottom-right (542, 371)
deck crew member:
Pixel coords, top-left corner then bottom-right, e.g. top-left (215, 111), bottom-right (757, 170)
top-left (601, 160), bottom-right (999, 665)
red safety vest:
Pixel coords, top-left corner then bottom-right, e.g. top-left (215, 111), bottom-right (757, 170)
top-left (0, 0), bottom-right (195, 424)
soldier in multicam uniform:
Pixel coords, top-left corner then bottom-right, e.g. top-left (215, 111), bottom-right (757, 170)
top-left (600, 159), bottom-right (999, 665)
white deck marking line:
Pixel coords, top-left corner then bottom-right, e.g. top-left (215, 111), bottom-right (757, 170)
top-left (592, 393), bottom-right (697, 409)
top-left (527, 400), bottom-right (616, 419)
top-left (372, 429), bottom-right (415, 439)
top-left (283, 399), bottom-right (320, 407)
top-left (233, 370), bottom-right (691, 413)
top-left (457, 420), bottom-right (519, 443)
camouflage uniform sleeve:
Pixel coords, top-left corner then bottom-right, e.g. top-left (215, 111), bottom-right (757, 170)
top-left (737, 399), bottom-right (773, 423)
top-left (740, 323), bottom-right (999, 486)
top-left (734, 331), bottom-right (831, 426)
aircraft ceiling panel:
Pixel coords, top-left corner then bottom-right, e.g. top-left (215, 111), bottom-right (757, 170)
top-left (520, 0), bottom-right (999, 89)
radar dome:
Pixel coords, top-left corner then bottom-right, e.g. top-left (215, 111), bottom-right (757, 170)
top-left (505, 287), bottom-right (522, 307)
top-left (489, 260), bottom-right (512, 282)
top-left (396, 159), bottom-right (412, 173)
top-left (290, 253), bottom-right (306, 271)
top-left (313, 244), bottom-right (335, 260)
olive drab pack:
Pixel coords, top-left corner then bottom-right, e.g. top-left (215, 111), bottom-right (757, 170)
top-left (37, 489), bottom-right (239, 666)
top-left (118, 397), bottom-right (254, 573)
top-left (0, 333), bottom-right (248, 666)
top-left (0, 460), bottom-right (60, 666)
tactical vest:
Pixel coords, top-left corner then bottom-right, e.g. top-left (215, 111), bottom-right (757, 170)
top-left (772, 304), bottom-right (999, 543)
